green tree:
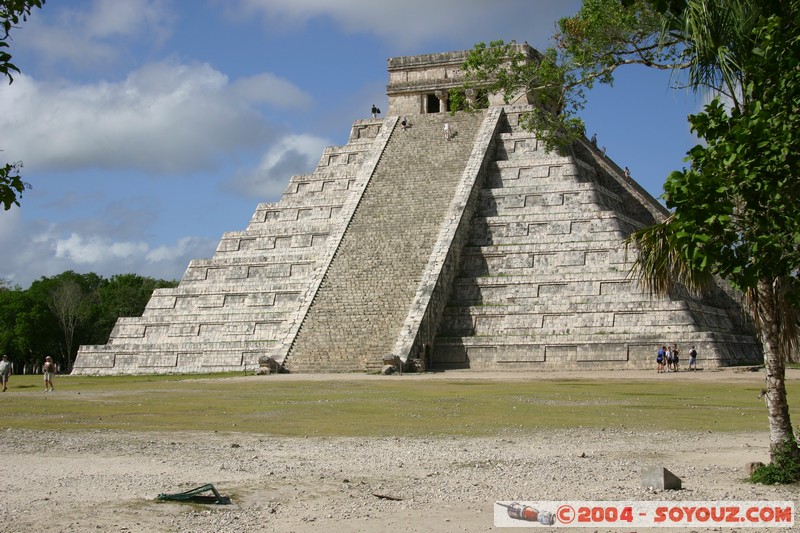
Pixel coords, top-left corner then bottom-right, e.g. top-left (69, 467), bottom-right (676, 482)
top-left (0, 286), bottom-right (26, 360)
top-left (16, 271), bottom-right (102, 372)
top-left (460, 0), bottom-right (799, 472)
top-left (93, 273), bottom-right (177, 344)
top-left (46, 273), bottom-right (100, 372)
top-left (0, 271), bottom-right (178, 372)
top-left (1, 0), bottom-right (45, 210)
top-left (628, 9), bottom-right (800, 469)
top-left (0, 281), bottom-right (59, 371)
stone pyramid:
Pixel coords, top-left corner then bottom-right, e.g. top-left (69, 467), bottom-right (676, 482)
top-left (73, 45), bottom-right (761, 375)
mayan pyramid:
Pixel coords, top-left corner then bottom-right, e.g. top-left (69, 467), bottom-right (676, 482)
top-left (73, 45), bottom-right (762, 375)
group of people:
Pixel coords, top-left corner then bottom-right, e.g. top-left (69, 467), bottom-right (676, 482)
top-left (0, 354), bottom-right (57, 392)
top-left (370, 105), bottom-right (454, 140)
top-left (656, 345), bottom-right (698, 373)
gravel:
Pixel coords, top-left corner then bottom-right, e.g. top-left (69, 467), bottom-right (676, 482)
top-left (1, 425), bottom-right (796, 532)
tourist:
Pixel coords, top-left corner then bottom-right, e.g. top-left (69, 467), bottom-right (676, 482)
top-left (624, 167), bottom-right (631, 179)
top-left (371, 104), bottom-right (380, 118)
top-left (688, 346), bottom-right (698, 371)
top-left (401, 116), bottom-right (408, 130)
top-left (0, 354), bottom-right (11, 392)
top-left (444, 122), bottom-right (451, 141)
top-left (656, 346), bottom-right (665, 373)
top-left (665, 346), bottom-right (673, 372)
top-left (672, 345), bottom-right (680, 371)
top-left (43, 356), bottom-right (56, 392)
top-left (591, 133), bottom-right (597, 146)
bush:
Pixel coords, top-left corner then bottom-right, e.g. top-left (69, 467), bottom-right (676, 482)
top-left (749, 439), bottom-right (800, 485)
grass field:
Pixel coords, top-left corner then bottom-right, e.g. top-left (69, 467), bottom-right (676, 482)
top-left (3, 372), bottom-right (796, 438)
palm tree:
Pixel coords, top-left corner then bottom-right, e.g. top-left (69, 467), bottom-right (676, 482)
top-left (627, 0), bottom-right (800, 467)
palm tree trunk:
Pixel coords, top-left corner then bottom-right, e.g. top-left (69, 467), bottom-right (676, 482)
top-left (756, 279), bottom-right (799, 461)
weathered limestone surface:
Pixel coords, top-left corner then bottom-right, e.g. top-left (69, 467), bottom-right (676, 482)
top-left (432, 107), bottom-right (760, 370)
top-left (73, 46), bottom-right (761, 375)
top-left (286, 111), bottom-right (487, 372)
top-left (73, 118), bottom-right (393, 374)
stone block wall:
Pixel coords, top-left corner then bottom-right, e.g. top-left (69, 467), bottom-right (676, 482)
top-left (285, 111), bottom-right (487, 372)
top-left (432, 106), bottom-right (762, 370)
top-left (73, 118), bottom-right (393, 374)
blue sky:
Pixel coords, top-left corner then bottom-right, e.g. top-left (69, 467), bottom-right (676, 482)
top-left (1, 0), bottom-right (703, 288)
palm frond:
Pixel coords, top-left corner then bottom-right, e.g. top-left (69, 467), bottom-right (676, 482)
top-left (667, 0), bottom-right (760, 110)
top-left (625, 215), bottom-right (714, 297)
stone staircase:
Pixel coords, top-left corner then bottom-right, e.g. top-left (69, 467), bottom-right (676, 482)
top-left (285, 112), bottom-right (486, 372)
top-left (432, 106), bottom-right (760, 370)
top-left (72, 118), bottom-right (393, 374)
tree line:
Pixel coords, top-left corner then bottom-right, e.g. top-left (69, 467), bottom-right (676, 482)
top-left (0, 271), bottom-right (177, 374)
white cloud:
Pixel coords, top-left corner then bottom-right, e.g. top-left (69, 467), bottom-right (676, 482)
top-left (16, 0), bottom-right (174, 69)
top-left (0, 61), bottom-right (311, 174)
top-left (232, 73), bottom-right (313, 109)
top-left (228, 134), bottom-right (331, 200)
top-left (19, 22), bottom-right (118, 68)
top-left (85, 0), bottom-right (172, 40)
top-left (146, 236), bottom-right (213, 263)
top-left (0, 213), bottom-right (217, 287)
top-left (54, 233), bottom-right (149, 264)
top-left (233, 0), bottom-right (579, 49)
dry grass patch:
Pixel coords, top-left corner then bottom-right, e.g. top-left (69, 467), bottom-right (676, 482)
top-left (2, 373), bottom-right (794, 437)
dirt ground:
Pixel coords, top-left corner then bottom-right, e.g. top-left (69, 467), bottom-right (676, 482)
top-left (1, 367), bottom-right (798, 533)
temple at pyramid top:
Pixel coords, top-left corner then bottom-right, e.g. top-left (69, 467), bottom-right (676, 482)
top-left (73, 45), bottom-right (761, 375)
top-left (386, 43), bottom-right (539, 116)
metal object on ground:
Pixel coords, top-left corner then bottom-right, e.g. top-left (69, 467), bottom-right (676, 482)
top-left (156, 483), bottom-right (232, 505)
